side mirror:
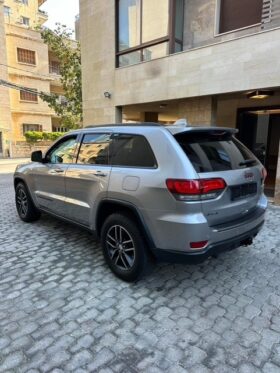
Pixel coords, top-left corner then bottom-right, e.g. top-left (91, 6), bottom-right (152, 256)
top-left (31, 150), bottom-right (43, 163)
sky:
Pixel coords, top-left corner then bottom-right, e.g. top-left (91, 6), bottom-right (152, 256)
top-left (40, 0), bottom-right (79, 35)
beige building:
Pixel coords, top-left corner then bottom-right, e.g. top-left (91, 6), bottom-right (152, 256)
top-left (0, 0), bottom-right (64, 157)
top-left (80, 0), bottom-right (280, 203)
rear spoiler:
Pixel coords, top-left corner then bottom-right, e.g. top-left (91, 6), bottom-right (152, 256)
top-left (167, 126), bottom-right (239, 136)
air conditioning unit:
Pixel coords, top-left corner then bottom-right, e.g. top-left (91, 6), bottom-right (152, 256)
top-left (16, 17), bottom-right (23, 24)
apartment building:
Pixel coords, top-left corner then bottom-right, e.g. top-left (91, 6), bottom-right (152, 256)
top-left (0, 0), bottom-right (64, 157)
top-left (80, 0), bottom-right (280, 203)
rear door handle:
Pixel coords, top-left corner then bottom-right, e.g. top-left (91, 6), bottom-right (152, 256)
top-left (93, 172), bottom-right (107, 177)
top-left (50, 169), bottom-right (64, 174)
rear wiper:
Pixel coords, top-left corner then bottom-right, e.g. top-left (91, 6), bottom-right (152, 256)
top-left (239, 159), bottom-right (257, 167)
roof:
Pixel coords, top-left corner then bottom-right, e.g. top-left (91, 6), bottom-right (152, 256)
top-left (78, 123), bottom-right (238, 136)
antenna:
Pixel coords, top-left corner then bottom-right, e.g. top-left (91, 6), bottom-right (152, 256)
top-left (174, 118), bottom-right (189, 127)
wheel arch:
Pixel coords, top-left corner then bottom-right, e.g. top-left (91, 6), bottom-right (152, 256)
top-left (95, 199), bottom-right (155, 251)
top-left (14, 176), bottom-right (27, 190)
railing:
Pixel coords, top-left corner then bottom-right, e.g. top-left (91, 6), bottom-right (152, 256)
top-left (38, 9), bottom-right (48, 18)
top-left (49, 63), bottom-right (61, 75)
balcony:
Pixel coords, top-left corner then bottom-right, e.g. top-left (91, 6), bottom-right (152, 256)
top-left (37, 9), bottom-right (48, 24)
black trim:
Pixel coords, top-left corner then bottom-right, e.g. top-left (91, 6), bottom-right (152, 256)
top-left (96, 198), bottom-right (156, 249)
top-left (152, 221), bottom-right (265, 264)
top-left (38, 207), bottom-right (94, 234)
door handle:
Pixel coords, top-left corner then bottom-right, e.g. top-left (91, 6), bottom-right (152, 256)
top-left (50, 169), bottom-right (64, 174)
top-left (93, 172), bottom-right (107, 177)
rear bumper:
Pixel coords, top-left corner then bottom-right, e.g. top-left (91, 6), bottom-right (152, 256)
top-left (152, 220), bottom-right (264, 264)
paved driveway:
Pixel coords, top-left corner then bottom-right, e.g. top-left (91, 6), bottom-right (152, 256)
top-left (0, 159), bottom-right (30, 174)
top-left (0, 173), bottom-right (280, 372)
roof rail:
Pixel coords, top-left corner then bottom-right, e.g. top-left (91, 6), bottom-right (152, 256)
top-left (85, 122), bottom-right (162, 128)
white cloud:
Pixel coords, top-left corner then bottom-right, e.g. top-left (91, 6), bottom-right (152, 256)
top-left (40, 0), bottom-right (79, 35)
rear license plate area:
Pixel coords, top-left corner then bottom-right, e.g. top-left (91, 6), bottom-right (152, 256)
top-left (230, 182), bottom-right (257, 201)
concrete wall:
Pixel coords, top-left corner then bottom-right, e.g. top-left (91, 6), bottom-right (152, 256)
top-left (80, 0), bottom-right (117, 124)
top-left (80, 0), bottom-right (280, 126)
top-left (4, 0), bottom-right (47, 27)
top-left (11, 140), bottom-right (52, 158)
top-left (4, 23), bottom-right (55, 141)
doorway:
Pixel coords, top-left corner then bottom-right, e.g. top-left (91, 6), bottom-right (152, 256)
top-left (236, 107), bottom-right (280, 197)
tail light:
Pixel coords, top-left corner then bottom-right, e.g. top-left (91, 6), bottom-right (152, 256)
top-left (190, 241), bottom-right (209, 249)
top-left (261, 167), bottom-right (267, 184)
top-left (166, 178), bottom-right (227, 201)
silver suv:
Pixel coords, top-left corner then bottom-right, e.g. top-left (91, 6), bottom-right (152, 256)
top-left (14, 124), bottom-right (267, 281)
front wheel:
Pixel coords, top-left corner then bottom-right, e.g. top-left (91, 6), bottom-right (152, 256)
top-left (100, 213), bottom-right (152, 282)
top-left (15, 182), bottom-right (41, 222)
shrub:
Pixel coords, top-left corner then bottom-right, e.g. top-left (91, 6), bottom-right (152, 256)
top-left (24, 131), bottom-right (44, 143)
top-left (42, 132), bottom-right (64, 141)
top-left (25, 131), bottom-right (65, 143)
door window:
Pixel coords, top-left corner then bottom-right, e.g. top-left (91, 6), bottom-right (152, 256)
top-left (77, 133), bottom-right (111, 165)
top-left (109, 134), bottom-right (157, 168)
top-left (46, 136), bottom-right (78, 164)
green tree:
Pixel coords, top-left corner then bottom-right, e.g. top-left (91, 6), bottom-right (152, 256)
top-left (38, 24), bottom-right (82, 129)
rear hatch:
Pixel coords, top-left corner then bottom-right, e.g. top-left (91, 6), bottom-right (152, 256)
top-left (174, 129), bottom-right (264, 227)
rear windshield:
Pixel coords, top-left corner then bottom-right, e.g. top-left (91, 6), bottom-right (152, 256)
top-left (174, 131), bottom-right (258, 173)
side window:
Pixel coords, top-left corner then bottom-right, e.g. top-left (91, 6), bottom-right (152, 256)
top-left (109, 134), bottom-right (157, 168)
top-left (46, 136), bottom-right (78, 164)
top-left (77, 133), bottom-right (111, 165)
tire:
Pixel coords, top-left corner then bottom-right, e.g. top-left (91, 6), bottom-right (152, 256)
top-left (101, 213), bottom-right (152, 282)
top-left (15, 182), bottom-right (41, 223)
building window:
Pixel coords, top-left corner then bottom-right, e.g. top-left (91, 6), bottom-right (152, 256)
top-left (4, 6), bottom-right (11, 16)
top-left (23, 124), bottom-right (42, 134)
top-left (22, 0), bottom-right (29, 5)
top-left (21, 16), bottom-right (30, 26)
top-left (49, 60), bottom-right (61, 75)
top-left (116, 0), bottom-right (184, 67)
top-left (53, 126), bottom-right (68, 133)
top-left (219, 0), bottom-right (263, 34)
top-left (17, 48), bottom-right (36, 65)
top-left (20, 89), bottom-right (38, 102)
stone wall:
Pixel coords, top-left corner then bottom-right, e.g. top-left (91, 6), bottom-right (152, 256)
top-left (11, 141), bottom-right (53, 158)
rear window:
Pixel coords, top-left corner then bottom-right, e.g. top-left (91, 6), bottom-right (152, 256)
top-left (174, 131), bottom-right (257, 173)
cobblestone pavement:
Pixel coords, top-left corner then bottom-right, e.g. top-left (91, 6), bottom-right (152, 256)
top-left (1, 173), bottom-right (280, 372)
